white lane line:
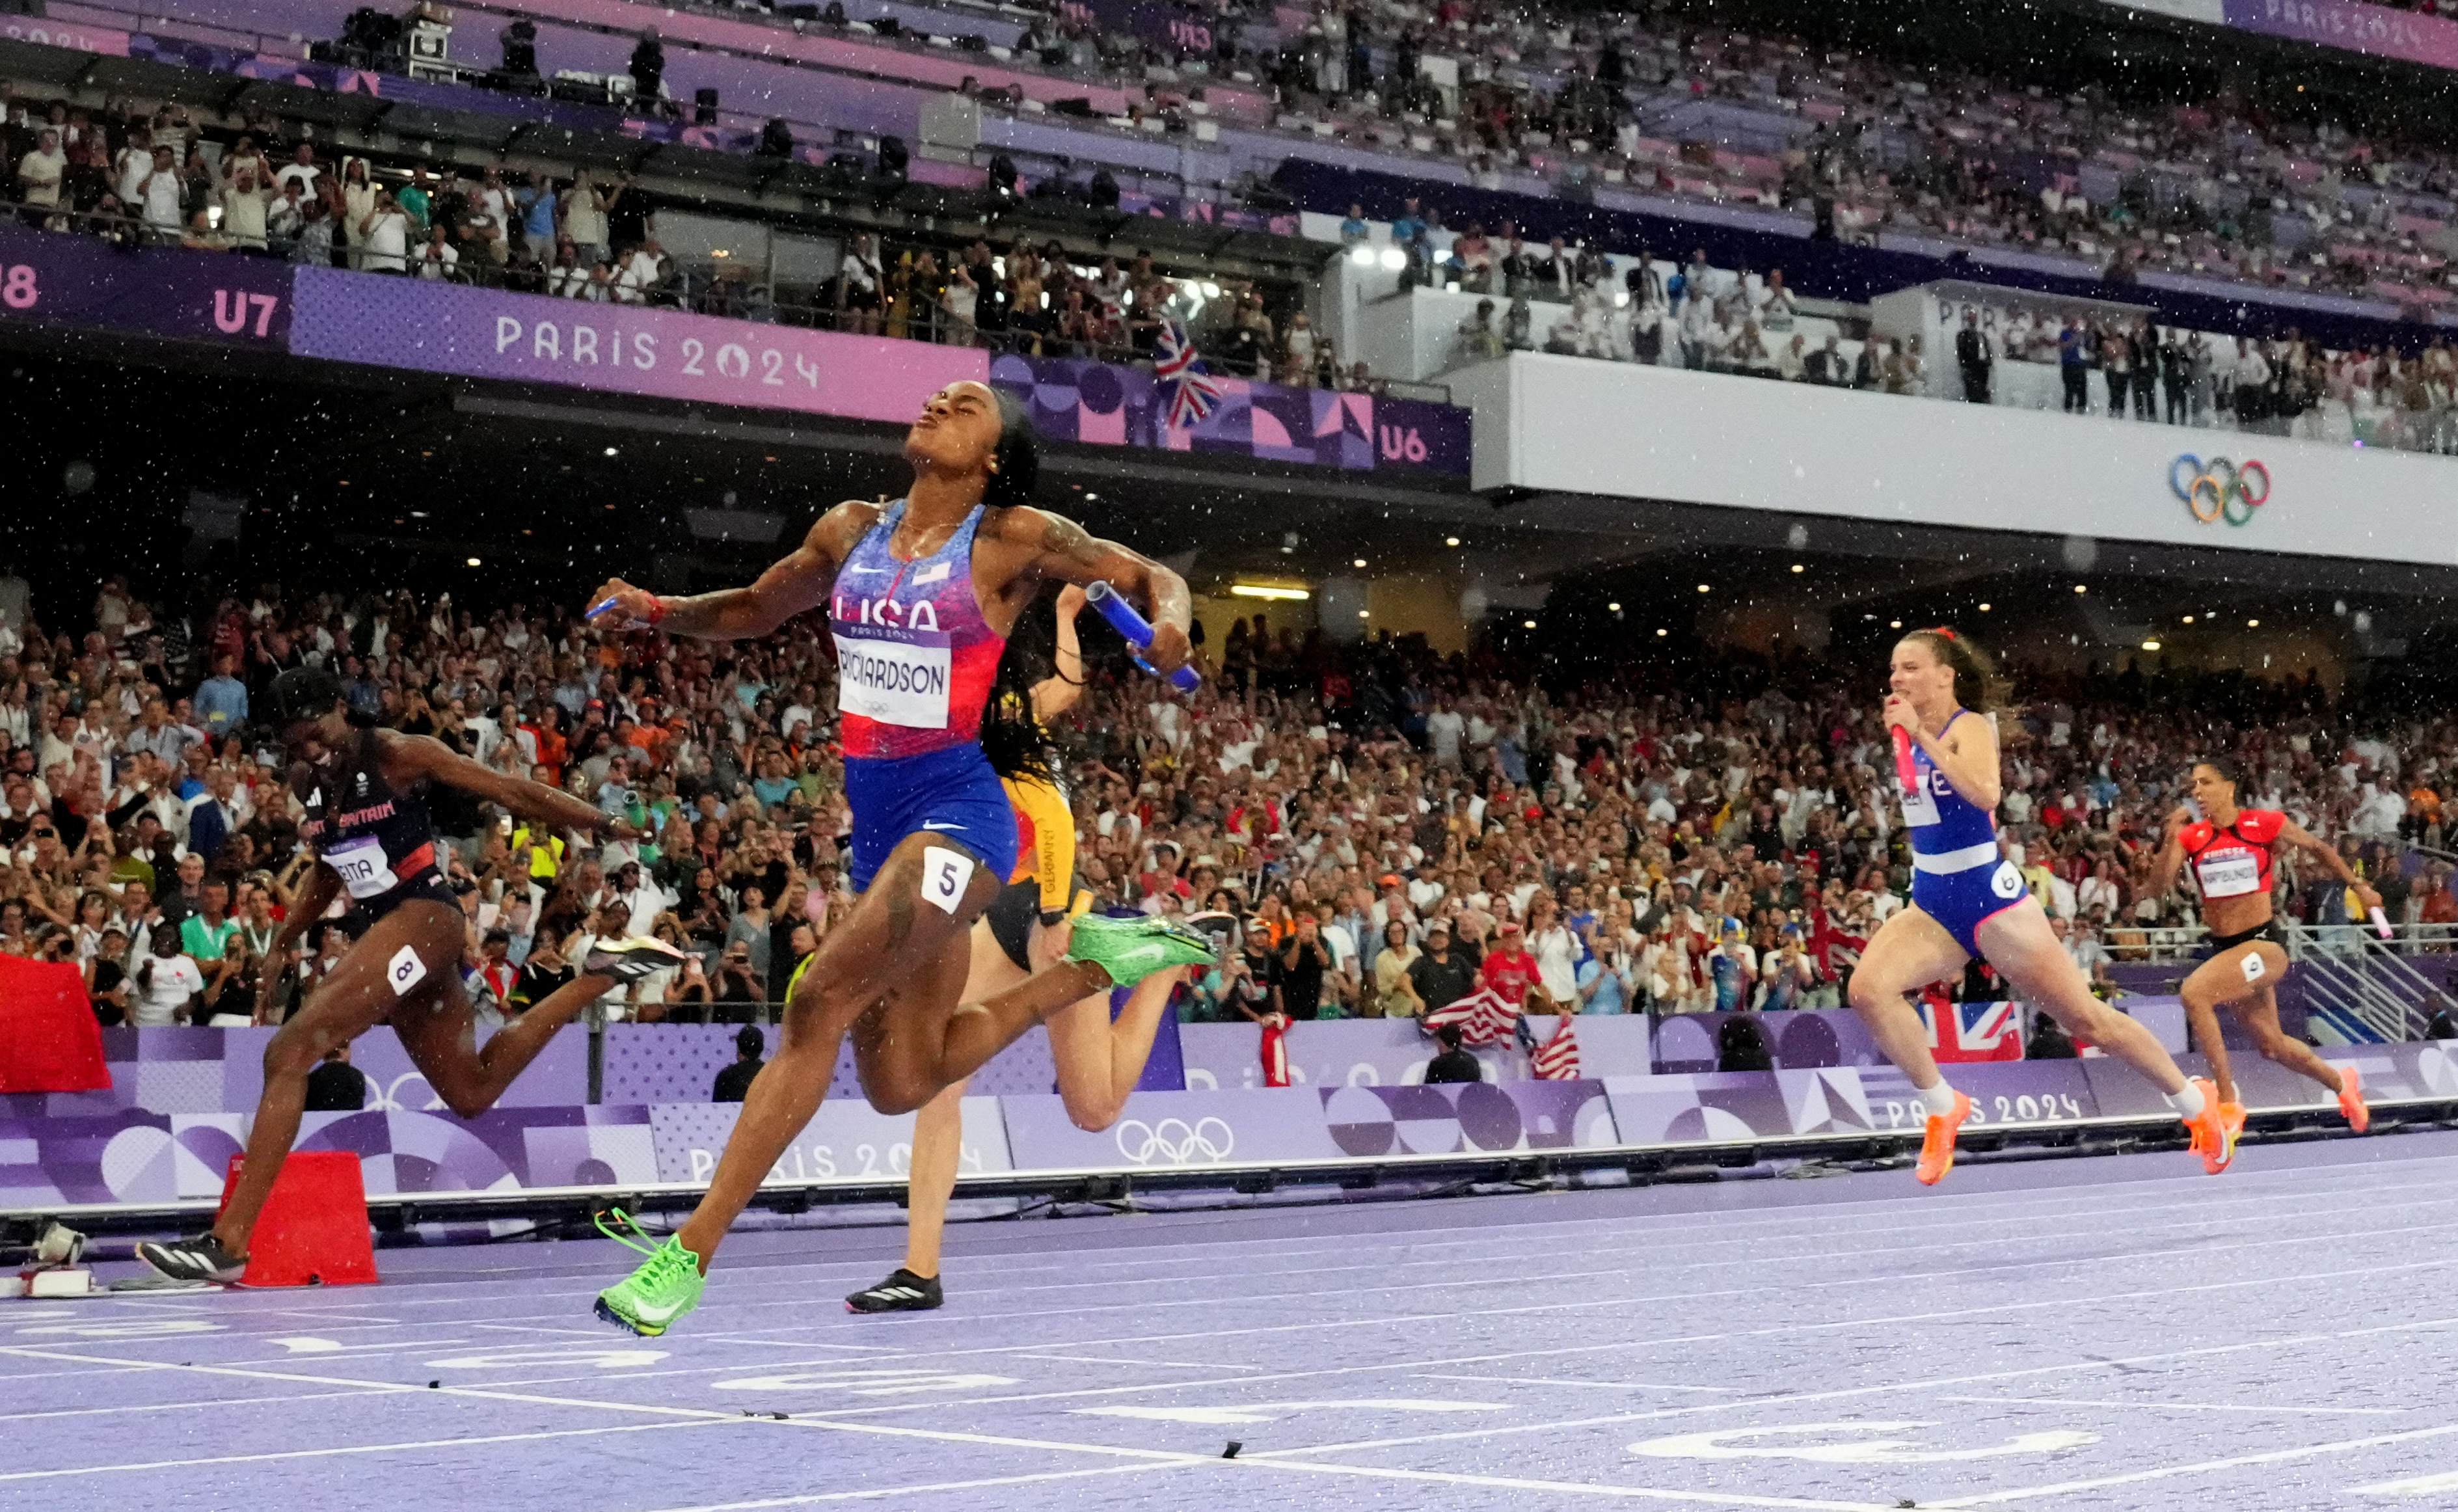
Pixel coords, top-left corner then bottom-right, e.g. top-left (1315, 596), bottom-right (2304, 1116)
top-left (267, 1238), bottom-right (2458, 1412)
top-left (161, 1163), bottom-right (2458, 1317)
top-left (1939, 1393), bottom-right (2411, 1416)
top-left (744, 1243), bottom-right (2458, 1414)
top-left (677, 1207), bottom-right (2458, 1356)
top-left (634, 1461), bottom-right (1192, 1511)
top-left (2353, 1466), bottom-right (2458, 1495)
top-left (0, 1334), bottom-right (1896, 1512)
top-left (0, 1418), bottom-right (736, 1481)
top-left (1248, 1312), bottom-right (2458, 1465)
top-left (1421, 1375), bottom-right (1743, 1394)
top-left (1012, 1354), bottom-right (1267, 1371)
top-left (1925, 1420), bottom-right (2458, 1506)
top-left (0, 1388), bottom-right (394, 1424)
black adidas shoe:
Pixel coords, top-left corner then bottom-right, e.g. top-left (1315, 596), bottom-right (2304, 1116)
top-left (584, 936), bottom-right (690, 983)
top-left (136, 1233), bottom-right (247, 1284)
top-left (845, 1268), bottom-right (943, 1314)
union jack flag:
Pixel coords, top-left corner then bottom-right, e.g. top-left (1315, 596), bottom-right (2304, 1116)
top-left (1422, 986), bottom-right (1520, 1048)
top-left (1154, 317), bottom-right (1226, 429)
top-left (1917, 998), bottom-right (2023, 1063)
top-left (1530, 1014), bottom-right (1580, 1081)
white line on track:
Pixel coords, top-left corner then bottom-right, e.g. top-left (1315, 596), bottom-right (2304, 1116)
top-left (0, 1417), bottom-right (738, 1481)
top-left (1939, 1393), bottom-right (2411, 1416)
top-left (7, 1286), bottom-right (2455, 1509)
top-left (1922, 1420), bottom-right (2458, 1506)
top-left (1420, 1375), bottom-right (1742, 1394)
top-left (122, 1157), bottom-right (2456, 1325)
top-left (1248, 1312), bottom-right (2458, 1465)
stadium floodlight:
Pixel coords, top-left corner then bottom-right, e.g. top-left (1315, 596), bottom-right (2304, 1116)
top-left (1378, 248), bottom-right (1406, 271)
top-left (1230, 584), bottom-right (1310, 601)
top-left (1349, 245), bottom-right (1376, 267)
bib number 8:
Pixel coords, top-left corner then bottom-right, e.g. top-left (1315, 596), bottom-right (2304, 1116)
top-left (920, 846), bottom-right (975, 916)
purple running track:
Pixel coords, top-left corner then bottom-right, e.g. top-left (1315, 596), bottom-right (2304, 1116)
top-left (7, 1130), bottom-right (2458, 1510)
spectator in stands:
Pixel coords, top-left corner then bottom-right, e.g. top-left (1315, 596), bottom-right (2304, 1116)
top-left (628, 29), bottom-right (667, 112)
top-left (130, 928), bottom-right (200, 1027)
top-left (304, 1043), bottom-right (368, 1111)
top-left (358, 187), bottom-right (411, 273)
top-left (1424, 1021), bottom-right (1481, 1084)
top-left (133, 144), bottom-right (182, 242)
top-left (1955, 308), bottom-right (1992, 403)
top-left (712, 1024), bottom-right (766, 1101)
top-left (16, 126), bottom-right (61, 218)
top-left (412, 223), bottom-right (459, 281)
top-left (560, 172), bottom-right (608, 268)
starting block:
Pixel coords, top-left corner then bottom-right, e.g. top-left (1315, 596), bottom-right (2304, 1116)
top-left (215, 1152), bottom-right (379, 1288)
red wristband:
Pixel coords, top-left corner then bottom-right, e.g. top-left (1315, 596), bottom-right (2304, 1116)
top-left (644, 595), bottom-right (668, 627)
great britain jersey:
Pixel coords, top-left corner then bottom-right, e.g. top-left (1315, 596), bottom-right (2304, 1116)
top-left (829, 500), bottom-right (1008, 761)
top-left (294, 732), bottom-right (446, 910)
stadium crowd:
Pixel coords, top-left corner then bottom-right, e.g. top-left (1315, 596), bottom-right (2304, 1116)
top-left (0, 87), bottom-right (1350, 387)
top-left (0, 563), bottom-right (2446, 1034)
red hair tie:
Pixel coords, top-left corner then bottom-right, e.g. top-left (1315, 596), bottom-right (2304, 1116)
top-left (1928, 626), bottom-right (1956, 640)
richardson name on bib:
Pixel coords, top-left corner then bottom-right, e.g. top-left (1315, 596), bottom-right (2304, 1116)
top-left (835, 627), bottom-right (952, 728)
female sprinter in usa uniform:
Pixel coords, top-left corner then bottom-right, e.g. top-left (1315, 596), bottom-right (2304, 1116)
top-left (847, 584), bottom-right (1189, 1313)
top-left (1846, 630), bottom-right (2228, 1184)
top-left (2149, 757), bottom-right (2376, 1164)
top-left (585, 381), bottom-right (1212, 1335)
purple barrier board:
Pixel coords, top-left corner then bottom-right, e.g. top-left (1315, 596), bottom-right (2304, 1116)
top-left (1178, 1015), bottom-right (1654, 1092)
top-left (287, 265), bottom-right (971, 424)
top-left (9, 1043), bottom-right (2457, 1207)
top-left (999, 1086), bottom-right (1342, 1169)
top-left (1, 1025), bottom-right (584, 1121)
top-left (1319, 1079), bottom-right (1618, 1157)
top-left (0, 1104), bottom-right (653, 1207)
top-left (1651, 1008), bottom-right (1884, 1073)
top-left (0, 14), bottom-right (129, 53)
top-left (646, 1096), bottom-right (1012, 1185)
top-left (994, 351), bottom-right (1473, 477)
top-left (2224, 0), bottom-right (2458, 71)
top-left (0, 223), bottom-right (291, 348)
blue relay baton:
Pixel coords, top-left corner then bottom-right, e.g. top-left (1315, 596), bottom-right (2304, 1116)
top-left (1085, 581), bottom-right (1200, 694)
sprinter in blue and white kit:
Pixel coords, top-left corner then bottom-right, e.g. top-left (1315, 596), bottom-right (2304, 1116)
top-left (1846, 628), bottom-right (2226, 1185)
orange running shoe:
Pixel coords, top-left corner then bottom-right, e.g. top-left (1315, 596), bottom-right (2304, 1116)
top-left (1915, 1089), bottom-right (1974, 1187)
top-left (2222, 1101), bottom-right (2247, 1146)
top-left (2186, 1077), bottom-right (2235, 1174)
top-left (2338, 1063), bottom-right (2369, 1135)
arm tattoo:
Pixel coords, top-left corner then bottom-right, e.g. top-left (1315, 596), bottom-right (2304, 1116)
top-left (1039, 513), bottom-right (1107, 567)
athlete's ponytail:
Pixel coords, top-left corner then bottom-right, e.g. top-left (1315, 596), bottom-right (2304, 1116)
top-left (1900, 627), bottom-right (2013, 716)
top-left (979, 587), bottom-right (1056, 786)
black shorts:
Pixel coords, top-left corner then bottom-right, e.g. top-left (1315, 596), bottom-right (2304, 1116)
top-left (2205, 918), bottom-right (2289, 954)
top-left (984, 878), bottom-right (1042, 973)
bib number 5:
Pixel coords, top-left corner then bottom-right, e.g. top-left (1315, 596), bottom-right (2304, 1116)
top-left (920, 846), bottom-right (976, 915)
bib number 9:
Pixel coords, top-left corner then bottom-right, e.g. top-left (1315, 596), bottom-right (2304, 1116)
top-left (920, 846), bottom-right (975, 915)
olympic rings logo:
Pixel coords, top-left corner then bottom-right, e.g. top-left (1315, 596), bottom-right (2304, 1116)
top-left (2170, 454), bottom-right (2271, 526)
top-left (1113, 1116), bottom-right (1236, 1166)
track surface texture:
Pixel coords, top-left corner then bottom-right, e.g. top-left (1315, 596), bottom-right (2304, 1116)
top-left (9, 1130), bottom-right (2458, 1511)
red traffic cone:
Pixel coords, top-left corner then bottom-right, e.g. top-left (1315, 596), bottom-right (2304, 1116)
top-left (215, 1152), bottom-right (379, 1288)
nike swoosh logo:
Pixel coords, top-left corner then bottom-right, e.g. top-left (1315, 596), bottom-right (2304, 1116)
top-left (922, 821), bottom-right (966, 831)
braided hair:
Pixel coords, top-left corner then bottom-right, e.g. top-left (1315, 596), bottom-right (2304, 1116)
top-left (977, 383), bottom-right (1055, 785)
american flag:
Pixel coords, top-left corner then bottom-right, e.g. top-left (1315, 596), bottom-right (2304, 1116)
top-left (1422, 986), bottom-right (1520, 1048)
top-left (1530, 1015), bottom-right (1581, 1081)
top-left (1917, 998), bottom-right (2023, 1063)
top-left (1154, 317), bottom-right (1226, 429)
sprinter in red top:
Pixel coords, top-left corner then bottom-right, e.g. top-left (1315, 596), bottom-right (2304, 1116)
top-left (2152, 756), bottom-right (2380, 1165)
